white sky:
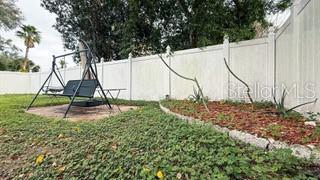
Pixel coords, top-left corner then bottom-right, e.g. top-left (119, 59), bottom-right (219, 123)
top-left (1, 0), bottom-right (75, 71)
top-left (1, 0), bottom-right (290, 72)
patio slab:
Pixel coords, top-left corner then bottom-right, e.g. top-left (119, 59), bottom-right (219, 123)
top-left (26, 104), bottom-right (138, 122)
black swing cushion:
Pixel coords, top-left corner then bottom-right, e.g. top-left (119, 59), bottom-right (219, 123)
top-left (49, 80), bottom-right (97, 98)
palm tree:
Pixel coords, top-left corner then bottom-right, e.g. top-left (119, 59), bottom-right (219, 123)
top-left (16, 25), bottom-right (41, 72)
top-left (59, 59), bottom-right (67, 68)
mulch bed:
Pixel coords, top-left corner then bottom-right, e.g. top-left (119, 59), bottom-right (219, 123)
top-left (164, 100), bottom-right (320, 146)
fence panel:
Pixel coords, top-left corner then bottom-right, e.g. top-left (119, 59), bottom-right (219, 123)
top-left (275, 0), bottom-right (320, 112)
top-left (0, 72), bottom-right (29, 94)
top-left (229, 39), bottom-right (272, 101)
top-left (170, 45), bottom-right (226, 100)
top-left (131, 56), bottom-right (166, 100)
top-left (102, 60), bottom-right (128, 99)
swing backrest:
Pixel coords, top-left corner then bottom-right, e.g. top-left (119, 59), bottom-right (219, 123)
top-left (63, 80), bottom-right (98, 98)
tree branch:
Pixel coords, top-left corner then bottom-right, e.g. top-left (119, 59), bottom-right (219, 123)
top-left (224, 58), bottom-right (253, 103)
top-left (177, 0), bottom-right (192, 18)
top-left (286, 98), bottom-right (318, 113)
top-left (158, 54), bottom-right (210, 113)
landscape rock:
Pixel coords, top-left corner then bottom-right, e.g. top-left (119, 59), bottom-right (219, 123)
top-left (267, 138), bottom-right (289, 150)
top-left (188, 118), bottom-right (204, 125)
top-left (159, 103), bottom-right (201, 124)
top-left (307, 144), bottom-right (316, 150)
top-left (212, 125), bottom-right (230, 134)
top-left (159, 103), bottom-right (189, 122)
top-left (304, 121), bottom-right (317, 127)
top-left (181, 114), bottom-right (195, 123)
top-left (311, 150), bottom-right (320, 164)
top-left (229, 130), bottom-right (269, 149)
top-left (290, 144), bottom-right (312, 159)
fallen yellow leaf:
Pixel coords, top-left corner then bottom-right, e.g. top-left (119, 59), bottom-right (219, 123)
top-left (156, 170), bottom-right (164, 179)
top-left (74, 127), bottom-right (80, 132)
top-left (35, 154), bottom-right (44, 165)
top-left (57, 166), bottom-right (65, 173)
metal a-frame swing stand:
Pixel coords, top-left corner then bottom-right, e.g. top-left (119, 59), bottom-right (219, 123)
top-left (26, 41), bottom-right (112, 118)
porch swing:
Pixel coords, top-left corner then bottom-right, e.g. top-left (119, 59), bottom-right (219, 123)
top-left (26, 40), bottom-right (112, 118)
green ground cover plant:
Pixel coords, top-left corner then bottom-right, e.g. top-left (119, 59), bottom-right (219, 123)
top-left (216, 113), bottom-right (234, 122)
top-left (0, 95), bottom-right (319, 179)
top-left (266, 124), bottom-right (283, 138)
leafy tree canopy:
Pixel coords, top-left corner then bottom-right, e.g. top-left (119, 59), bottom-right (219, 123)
top-left (0, 54), bottom-right (40, 72)
top-left (0, 1), bottom-right (41, 72)
top-left (41, 0), bottom-right (290, 62)
top-left (0, 0), bottom-right (22, 31)
top-left (0, 0), bottom-right (22, 56)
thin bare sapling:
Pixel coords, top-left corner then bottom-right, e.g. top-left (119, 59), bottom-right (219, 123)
top-left (223, 58), bottom-right (254, 104)
top-left (158, 54), bottom-right (210, 113)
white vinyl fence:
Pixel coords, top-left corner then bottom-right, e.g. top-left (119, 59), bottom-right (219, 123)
top-left (275, 0), bottom-right (320, 112)
top-left (0, 0), bottom-right (318, 113)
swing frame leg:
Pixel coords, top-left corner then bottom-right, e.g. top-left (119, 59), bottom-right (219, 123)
top-left (89, 65), bottom-right (112, 109)
top-left (26, 72), bottom-right (53, 110)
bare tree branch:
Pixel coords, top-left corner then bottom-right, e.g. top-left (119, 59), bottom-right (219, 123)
top-left (158, 54), bottom-right (210, 113)
top-left (286, 98), bottom-right (318, 113)
top-left (224, 58), bottom-right (254, 104)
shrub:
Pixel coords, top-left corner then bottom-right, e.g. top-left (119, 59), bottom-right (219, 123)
top-left (188, 87), bottom-right (208, 104)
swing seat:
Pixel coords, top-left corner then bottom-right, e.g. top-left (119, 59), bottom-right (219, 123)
top-left (47, 80), bottom-right (98, 98)
top-left (42, 86), bottom-right (64, 94)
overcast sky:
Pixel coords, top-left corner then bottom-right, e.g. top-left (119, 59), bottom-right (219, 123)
top-left (1, 0), bottom-right (290, 72)
top-left (2, 0), bottom-right (75, 71)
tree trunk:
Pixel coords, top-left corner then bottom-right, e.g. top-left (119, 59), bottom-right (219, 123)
top-left (190, 31), bottom-right (197, 48)
top-left (22, 47), bottom-right (29, 72)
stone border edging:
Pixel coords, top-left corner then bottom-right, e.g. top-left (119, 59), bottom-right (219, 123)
top-left (159, 102), bottom-right (320, 164)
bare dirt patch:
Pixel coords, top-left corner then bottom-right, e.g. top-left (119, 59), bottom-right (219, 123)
top-left (26, 104), bottom-right (138, 122)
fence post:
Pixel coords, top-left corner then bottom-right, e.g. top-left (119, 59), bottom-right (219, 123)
top-left (63, 66), bottom-right (66, 83)
top-left (128, 53), bottom-right (133, 100)
top-left (163, 45), bottom-right (172, 99)
top-left (79, 64), bottom-right (82, 78)
top-left (223, 35), bottom-right (230, 99)
top-left (101, 58), bottom-right (104, 87)
top-left (28, 70), bottom-right (32, 93)
top-left (267, 31), bottom-right (276, 100)
top-left (38, 69), bottom-right (41, 91)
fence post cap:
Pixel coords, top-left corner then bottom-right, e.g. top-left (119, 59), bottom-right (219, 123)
top-left (166, 45), bottom-right (171, 52)
top-left (268, 29), bottom-right (276, 36)
top-left (166, 45), bottom-right (171, 57)
top-left (223, 34), bottom-right (229, 40)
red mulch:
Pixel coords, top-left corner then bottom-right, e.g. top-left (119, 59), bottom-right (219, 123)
top-left (167, 101), bottom-right (320, 146)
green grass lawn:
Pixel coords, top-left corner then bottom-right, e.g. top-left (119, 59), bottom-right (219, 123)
top-left (0, 95), bottom-right (318, 179)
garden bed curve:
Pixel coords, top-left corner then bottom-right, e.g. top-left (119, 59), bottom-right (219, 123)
top-left (159, 102), bottom-right (320, 164)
